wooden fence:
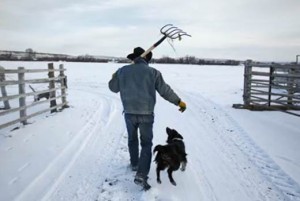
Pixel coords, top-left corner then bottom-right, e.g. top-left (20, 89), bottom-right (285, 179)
top-left (233, 60), bottom-right (300, 114)
top-left (0, 63), bottom-right (68, 129)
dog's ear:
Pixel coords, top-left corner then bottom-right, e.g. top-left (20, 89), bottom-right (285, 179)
top-left (166, 127), bottom-right (171, 135)
top-left (177, 134), bottom-right (184, 140)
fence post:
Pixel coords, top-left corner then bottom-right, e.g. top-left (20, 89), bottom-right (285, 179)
top-left (243, 60), bottom-right (252, 107)
top-left (59, 64), bottom-right (69, 109)
top-left (48, 63), bottom-right (57, 113)
top-left (0, 66), bottom-right (11, 109)
top-left (287, 68), bottom-right (295, 106)
top-left (18, 67), bottom-right (27, 125)
top-left (268, 66), bottom-right (275, 107)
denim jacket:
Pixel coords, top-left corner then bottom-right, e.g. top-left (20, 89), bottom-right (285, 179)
top-left (108, 57), bottom-right (180, 114)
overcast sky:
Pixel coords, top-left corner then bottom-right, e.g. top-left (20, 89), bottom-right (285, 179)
top-left (1, 0), bottom-right (299, 61)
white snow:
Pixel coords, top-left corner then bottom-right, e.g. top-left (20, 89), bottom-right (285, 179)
top-left (0, 61), bottom-right (300, 201)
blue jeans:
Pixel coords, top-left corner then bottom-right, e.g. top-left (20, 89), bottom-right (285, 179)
top-left (124, 114), bottom-right (154, 179)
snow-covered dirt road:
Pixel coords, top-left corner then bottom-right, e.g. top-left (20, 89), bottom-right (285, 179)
top-left (1, 62), bottom-right (300, 201)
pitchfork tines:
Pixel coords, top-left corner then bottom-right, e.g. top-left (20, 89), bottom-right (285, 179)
top-left (140, 24), bottom-right (191, 58)
top-left (160, 24), bottom-right (191, 40)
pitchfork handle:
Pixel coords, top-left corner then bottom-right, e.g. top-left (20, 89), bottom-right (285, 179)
top-left (141, 35), bottom-right (167, 58)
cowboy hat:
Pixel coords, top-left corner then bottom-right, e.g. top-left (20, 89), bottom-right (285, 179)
top-left (127, 47), bottom-right (152, 62)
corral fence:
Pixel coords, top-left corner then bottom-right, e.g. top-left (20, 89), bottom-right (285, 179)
top-left (233, 60), bottom-right (300, 116)
top-left (0, 63), bottom-right (69, 129)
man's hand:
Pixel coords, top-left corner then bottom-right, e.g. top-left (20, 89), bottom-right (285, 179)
top-left (178, 101), bottom-right (186, 112)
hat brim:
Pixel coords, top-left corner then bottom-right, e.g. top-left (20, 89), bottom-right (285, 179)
top-left (127, 53), bottom-right (136, 61)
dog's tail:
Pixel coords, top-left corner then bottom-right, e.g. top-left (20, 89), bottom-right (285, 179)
top-left (153, 145), bottom-right (164, 154)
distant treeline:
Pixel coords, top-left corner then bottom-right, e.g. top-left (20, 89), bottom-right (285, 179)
top-left (0, 50), bottom-right (114, 63)
top-left (152, 56), bottom-right (241, 65)
top-left (0, 50), bottom-right (241, 65)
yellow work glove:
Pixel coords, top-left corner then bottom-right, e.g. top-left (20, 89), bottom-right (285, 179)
top-left (178, 100), bottom-right (186, 112)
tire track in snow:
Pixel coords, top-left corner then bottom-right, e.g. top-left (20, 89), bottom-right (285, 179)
top-left (202, 94), bottom-right (300, 200)
top-left (15, 89), bottom-right (104, 201)
top-left (13, 85), bottom-right (120, 201)
top-left (184, 91), bottom-right (300, 201)
top-left (43, 86), bottom-right (131, 201)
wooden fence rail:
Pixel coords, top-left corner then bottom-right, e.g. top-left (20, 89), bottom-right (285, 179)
top-left (233, 60), bottom-right (300, 115)
top-left (0, 63), bottom-right (68, 129)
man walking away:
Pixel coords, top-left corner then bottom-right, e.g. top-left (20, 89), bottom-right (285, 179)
top-left (108, 47), bottom-right (186, 190)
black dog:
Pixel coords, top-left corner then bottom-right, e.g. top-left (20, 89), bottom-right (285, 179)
top-left (153, 127), bottom-right (187, 186)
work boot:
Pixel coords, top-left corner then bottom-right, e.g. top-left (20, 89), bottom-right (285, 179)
top-left (134, 175), bottom-right (151, 191)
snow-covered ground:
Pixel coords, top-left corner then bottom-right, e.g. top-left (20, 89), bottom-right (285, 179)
top-left (0, 61), bottom-right (299, 201)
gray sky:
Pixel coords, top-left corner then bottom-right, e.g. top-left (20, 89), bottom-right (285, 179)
top-left (1, 0), bottom-right (299, 61)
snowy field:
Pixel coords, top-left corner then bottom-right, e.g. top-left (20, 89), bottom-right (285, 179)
top-left (0, 61), bottom-right (300, 201)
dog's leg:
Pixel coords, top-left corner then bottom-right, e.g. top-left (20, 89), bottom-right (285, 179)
top-left (167, 168), bottom-right (176, 186)
top-left (180, 155), bottom-right (187, 171)
top-left (156, 167), bottom-right (162, 184)
top-left (181, 161), bottom-right (187, 171)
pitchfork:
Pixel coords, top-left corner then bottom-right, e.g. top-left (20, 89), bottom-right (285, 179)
top-left (140, 24), bottom-right (191, 58)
